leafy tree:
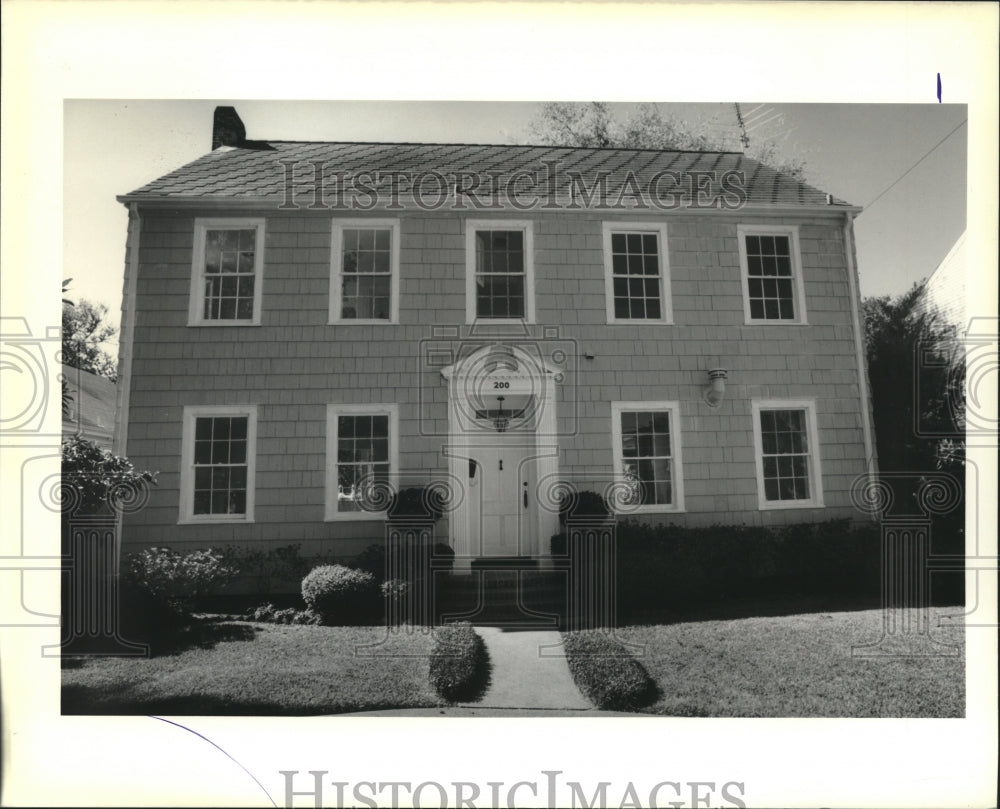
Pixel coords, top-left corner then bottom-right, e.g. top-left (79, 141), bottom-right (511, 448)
top-left (61, 436), bottom-right (157, 516)
top-left (863, 283), bottom-right (965, 477)
top-left (524, 102), bottom-right (807, 180)
top-left (62, 299), bottom-right (118, 381)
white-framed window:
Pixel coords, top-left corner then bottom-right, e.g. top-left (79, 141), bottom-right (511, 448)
top-left (179, 405), bottom-right (258, 523)
top-left (330, 219), bottom-right (400, 324)
top-left (189, 218), bottom-right (265, 326)
top-left (610, 401), bottom-right (684, 512)
top-left (465, 219), bottom-right (535, 324)
top-left (751, 399), bottom-right (824, 509)
top-left (602, 222), bottom-right (672, 324)
top-left (325, 404), bottom-right (399, 521)
top-left (737, 224), bottom-right (807, 324)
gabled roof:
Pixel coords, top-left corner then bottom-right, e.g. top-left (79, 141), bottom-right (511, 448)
top-left (120, 141), bottom-right (855, 211)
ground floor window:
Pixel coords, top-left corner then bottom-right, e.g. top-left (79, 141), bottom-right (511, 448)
top-left (325, 404), bottom-right (399, 520)
top-left (179, 405), bottom-right (257, 523)
top-left (751, 399), bottom-right (824, 509)
top-left (610, 401), bottom-right (684, 512)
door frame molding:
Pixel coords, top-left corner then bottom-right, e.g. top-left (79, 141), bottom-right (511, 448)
top-left (441, 343), bottom-right (561, 569)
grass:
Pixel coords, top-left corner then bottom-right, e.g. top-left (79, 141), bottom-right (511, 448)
top-left (608, 607), bottom-right (965, 717)
top-left (62, 619), bottom-right (441, 715)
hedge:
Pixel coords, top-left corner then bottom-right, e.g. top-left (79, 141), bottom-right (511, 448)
top-left (428, 622), bottom-right (490, 702)
top-left (552, 518), bottom-right (885, 614)
top-left (562, 631), bottom-right (656, 711)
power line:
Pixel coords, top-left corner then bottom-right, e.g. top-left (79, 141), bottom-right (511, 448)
top-left (865, 118), bottom-right (967, 210)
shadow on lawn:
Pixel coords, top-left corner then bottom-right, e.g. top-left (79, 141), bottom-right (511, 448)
top-left (61, 688), bottom-right (328, 716)
top-left (619, 592), bottom-right (889, 627)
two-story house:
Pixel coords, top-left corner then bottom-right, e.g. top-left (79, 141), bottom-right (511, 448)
top-left (114, 107), bottom-right (875, 578)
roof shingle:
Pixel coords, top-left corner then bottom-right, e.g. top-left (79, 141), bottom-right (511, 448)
top-left (122, 141), bottom-right (854, 209)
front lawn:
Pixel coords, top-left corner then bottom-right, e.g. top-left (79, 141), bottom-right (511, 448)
top-left (606, 607), bottom-right (965, 717)
top-left (62, 620), bottom-right (440, 715)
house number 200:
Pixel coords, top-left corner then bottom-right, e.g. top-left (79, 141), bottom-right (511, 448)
top-left (493, 382), bottom-right (510, 389)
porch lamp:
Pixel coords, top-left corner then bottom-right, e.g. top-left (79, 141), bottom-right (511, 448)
top-left (494, 396), bottom-right (510, 432)
top-left (703, 368), bottom-right (728, 408)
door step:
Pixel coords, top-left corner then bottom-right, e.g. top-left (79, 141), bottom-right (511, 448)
top-left (435, 569), bottom-right (566, 628)
top-left (470, 556), bottom-right (539, 570)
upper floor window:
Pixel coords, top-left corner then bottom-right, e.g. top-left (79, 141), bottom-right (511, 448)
top-left (189, 218), bottom-right (264, 326)
top-left (325, 404), bottom-right (399, 520)
top-left (465, 220), bottom-right (535, 323)
top-left (751, 399), bottom-right (824, 509)
top-left (330, 219), bottom-right (400, 324)
top-left (602, 222), bottom-right (672, 324)
top-left (179, 405), bottom-right (258, 523)
top-left (610, 401), bottom-right (684, 512)
top-left (737, 225), bottom-right (807, 324)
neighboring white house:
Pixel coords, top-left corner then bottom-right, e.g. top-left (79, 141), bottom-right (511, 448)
top-left (62, 363), bottom-right (116, 449)
top-left (921, 231), bottom-right (966, 334)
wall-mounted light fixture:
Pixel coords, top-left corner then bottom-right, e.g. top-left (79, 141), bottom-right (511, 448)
top-left (703, 368), bottom-right (728, 408)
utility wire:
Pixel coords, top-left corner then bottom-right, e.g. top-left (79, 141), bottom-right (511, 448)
top-left (865, 118), bottom-right (967, 210)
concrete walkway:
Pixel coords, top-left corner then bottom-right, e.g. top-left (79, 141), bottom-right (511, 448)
top-left (461, 627), bottom-right (592, 710)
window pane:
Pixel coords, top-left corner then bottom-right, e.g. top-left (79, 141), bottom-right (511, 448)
top-left (230, 440), bottom-right (246, 465)
top-left (230, 491), bottom-right (247, 514)
top-left (211, 491), bottom-right (228, 514)
top-left (230, 467), bottom-right (247, 489)
top-left (194, 491), bottom-right (211, 514)
top-left (764, 478), bottom-right (779, 501)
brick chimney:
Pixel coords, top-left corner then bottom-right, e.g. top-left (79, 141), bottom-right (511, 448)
top-left (212, 106), bottom-right (246, 150)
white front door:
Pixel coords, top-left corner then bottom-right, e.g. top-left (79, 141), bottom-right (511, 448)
top-left (471, 432), bottom-right (533, 557)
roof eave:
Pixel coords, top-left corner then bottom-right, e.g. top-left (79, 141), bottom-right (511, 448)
top-left (117, 194), bottom-right (862, 216)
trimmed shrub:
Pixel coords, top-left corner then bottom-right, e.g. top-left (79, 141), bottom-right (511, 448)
top-left (559, 489), bottom-right (611, 525)
top-left (301, 564), bottom-right (379, 625)
top-left (562, 631), bottom-right (656, 711)
top-left (429, 622), bottom-right (490, 702)
top-left (243, 603), bottom-right (322, 625)
top-left (387, 486), bottom-right (445, 522)
top-left (354, 543), bottom-right (388, 581)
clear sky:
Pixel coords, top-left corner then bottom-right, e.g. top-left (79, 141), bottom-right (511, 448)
top-left (65, 100), bottom-right (967, 344)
